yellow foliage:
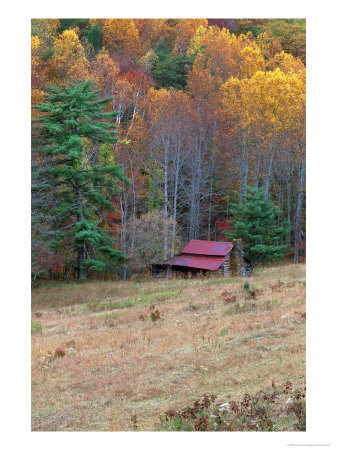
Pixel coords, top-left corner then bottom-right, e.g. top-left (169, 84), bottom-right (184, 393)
top-left (50, 29), bottom-right (90, 84)
top-left (267, 51), bottom-right (305, 74)
top-left (190, 26), bottom-right (266, 82)
top-left (172, 19), bottom-right (208, 55)
top-left (138, 49), bottom-right (158, 72)
top-left (31, 36), bottom-right (40, 54)
top-left (31, 36), bottom-right (46, 89)
top-left (256, 32), bottom-right (283, 61)
top-left (239, 46), bottom-right (265, 79)
top-left (187, 24), bottom-right (207, 56)
top-left (220, 68), bottom-right (306, 150)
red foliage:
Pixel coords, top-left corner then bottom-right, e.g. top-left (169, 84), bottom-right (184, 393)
top-left (123, 70), bottom-right (149, 90)
top-left (206, 19), bottom-right (238, 33)
top-left (111, 55), bottom-right (136, 74)
top-left (215, 218), bottom-right (232, 240)
top-left (285, 241), bottom-right (306, 261)
top-left (100, 202), bottom-right (122, 249)
top-left (31, 244), bottom-right (64, 275)
top-left (54, 348), bottom-right (66, 357)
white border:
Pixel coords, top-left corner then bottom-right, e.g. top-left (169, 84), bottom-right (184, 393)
top-left (1, 1), bottom-right (337, 449)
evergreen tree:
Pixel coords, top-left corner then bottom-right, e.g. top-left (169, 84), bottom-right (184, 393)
top-left (87, 24), bottom-right (102, 52)
top-left (152, 40), bottom-right (193, 89)
top-left (224, 186), bottom-right (290, 265)
top-left (32, 80), bottom-right (130, 281)
top-left (58, 19), bottom-right (91, 38)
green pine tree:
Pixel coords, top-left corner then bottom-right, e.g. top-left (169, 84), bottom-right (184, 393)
top-left (224, 186), bottom-right (290, 266)
top-left (87, 24), bottom-right (102, 52)
top-left (58, 19), bottom-right (91, 38)
top-left (32, 80), bottom-right (130, 281)
top-left (152, 40), bottom-right (194, 89)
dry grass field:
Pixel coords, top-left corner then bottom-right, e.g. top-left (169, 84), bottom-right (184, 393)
top-left (31, 264), bottom-right (305, 431)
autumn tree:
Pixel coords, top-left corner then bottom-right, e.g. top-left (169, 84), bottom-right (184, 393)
top-left (266, 51), bottom-right (305, 73)
top-left (236, 19), bottom-right (306, 63)
top-left (31, 18), bottom-right (60, 61)
top-left (49, 29), bottom-right (90, 84)
top-left (189, 25), bottom-right (265, 83)
top-left (90, 50), bottom-right (120, 97)
top-left (31, 35), bottom-right (48, 113)
top-left (220, 68), bottom-right (306, 201)
top-left (185, 62), bottom-right (221, 239)
top-left (134, 19), bottom-right (165, 54)
top-left (172, 19), bottom-right (208, 55)
top-left (58, 19), bottom-right (90, 37)
top-left (32, 81), bottom-right (129, 281)
top-left (256, 32), bottom-right (283, 62)
top-left (31, 18), bottom-right (306, 276)
top-left (99, 19), bottom-right (141, 60)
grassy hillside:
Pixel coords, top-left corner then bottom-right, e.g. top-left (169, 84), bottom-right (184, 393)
top-left (31, 264), bottom-right (305, 431)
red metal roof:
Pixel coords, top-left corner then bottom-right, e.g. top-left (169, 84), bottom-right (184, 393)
top-left (181, 240), bottom-right (233, 256)
top-left (167, 254), bottom-right (228, 271)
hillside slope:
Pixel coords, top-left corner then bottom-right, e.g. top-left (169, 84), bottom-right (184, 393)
top-left (31, 264), bottom-right (305, 431)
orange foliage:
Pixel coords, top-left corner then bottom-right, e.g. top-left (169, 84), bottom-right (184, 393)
top-left (90, 50), bottom-right (120, 96)
top-left (190, 26), bottom-right (265, 82)
top-left (134, 19), bottom-right (165, 53)
top-left (100, 19), bottom-right (141, 60)
top-left (172, 19), bottom-right (208, 54)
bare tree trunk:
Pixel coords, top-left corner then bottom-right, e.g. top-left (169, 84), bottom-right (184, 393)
top-left (76, 189), bottom-right (87, 281)
top-left (265, 140), bottom-right (275, 198)
top-left (207, 147), bottom-right (215, 240)
top-left (286, 172), bottom-right (291, 223)
top-left (294, 164), bottom-right (305, 263)
top-left (189, 136), bottom-right (202, 240)
top-left (163, 142), bottom-right (169, 261)
top-left (239, 133), bottom-right (248, 205)
top-left (254, 140), bottom-right (261, 189)
top-left (277, 174), bottom-right (284, 227)
top-left (120, 185), bottom-right (129, 281)
top-left (171, 137), bottom-right (181, 257)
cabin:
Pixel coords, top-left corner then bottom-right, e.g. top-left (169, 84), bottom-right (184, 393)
top-left (151, 239), bottom-right (252, 278)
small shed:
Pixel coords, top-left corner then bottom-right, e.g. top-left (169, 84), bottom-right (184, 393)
top-left (151, 239), bottom-right (252, 278)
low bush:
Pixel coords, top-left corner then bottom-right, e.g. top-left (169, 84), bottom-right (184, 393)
top-left (150, 305), bottom-right (162, 322)
top-left (158, 382), bottom-right (305, 431)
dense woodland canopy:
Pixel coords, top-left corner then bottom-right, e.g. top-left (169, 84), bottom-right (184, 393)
top-left (31, 18), bottom-right (306, 281)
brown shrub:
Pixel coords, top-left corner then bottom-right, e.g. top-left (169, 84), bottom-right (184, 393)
top-left (54, 348), bottom-right (66, 357)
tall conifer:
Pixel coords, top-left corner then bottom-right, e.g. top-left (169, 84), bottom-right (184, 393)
top-left (224, 186), bottom-right (290, 265)
top-left (33, 80), bottom-right (130, 280)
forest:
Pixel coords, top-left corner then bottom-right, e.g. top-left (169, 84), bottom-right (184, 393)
top-left (31, 18), bottom-right (306, 282)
